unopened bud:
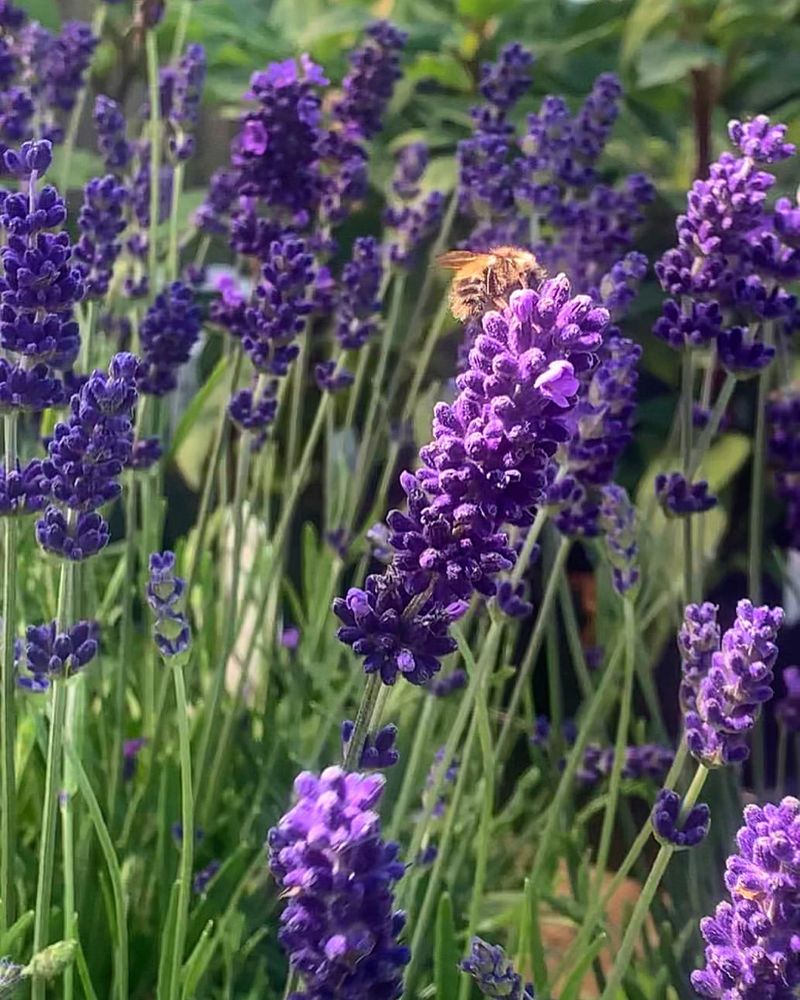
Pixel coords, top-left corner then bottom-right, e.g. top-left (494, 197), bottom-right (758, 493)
top-left (24, 940), bottom-right (77, 980)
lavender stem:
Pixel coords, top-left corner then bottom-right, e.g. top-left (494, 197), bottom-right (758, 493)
top-left (0, 413), bottom-right (17, 932)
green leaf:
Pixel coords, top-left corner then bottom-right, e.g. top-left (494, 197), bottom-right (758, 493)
top-left (19, 0), bottom-right (60, 30)
top-left (456, 0), bottom-right (516, 18)
top-left (559, 932), bottom-right (608, 1000)
top-left (181, 920), bottom-right (215, 998)
top-left (434, 893), bottom-right (460, 1000)
top-left (698, 432), bottom-right (751, 492)
top-left (406, 53), bottom-right (473, 92)
top-left (636, 38), bottom-right (722, 88)
top-left (621, 0), bottom-right (674, 66)
top-left (48, 147), bottom-right (105, 191)
top-left (169, 356), bottom-right (228, 458)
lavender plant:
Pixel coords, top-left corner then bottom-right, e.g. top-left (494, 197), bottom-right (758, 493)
top-left (0, 5), bottom-right (796, 999)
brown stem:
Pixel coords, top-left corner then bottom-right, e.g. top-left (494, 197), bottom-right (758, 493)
top-left (690, 66), bottom-right (716, 179)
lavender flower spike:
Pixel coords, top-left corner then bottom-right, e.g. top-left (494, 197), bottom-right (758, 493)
top-left (692, 796), bottom-right (800, 997)
top-left (683, 599), bottom-right (784, 768)
top-left (146, 552), bottom-right (191, 658)
top-left (651, 788), bottom-right (710, 849)
top-left (267, 767), bottom-right (409, 998)
top-left (655, 472), bottom-right (718, 517)
top-left (461, 937), bottom-right (535, 999)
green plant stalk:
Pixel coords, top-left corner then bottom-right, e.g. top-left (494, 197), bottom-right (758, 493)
top-left (592, 598), bottom-right (635, 894)
top-left (194, 429), bottom-right (253, 819)
top-left (0, 413), bottom-right (18, 932)
top-left (167, 161), bottom-right (185, 283)
top-left (185, 347), bottom-right (242, 597)
top-left (402, 713), bottom-right (479, 1000)
top-left (348, 274), bottom-right (406, 520)
top-left (495, 536), bottom-right (571, 763)
top-left (67, 746), bottom-right (128, 1000)
top-left (387, 694), bottom-right (437, 842)
top-left (456, 631), bottom-right (495, 1000)
top-left (599, 762), bottom-right (710, 1000)
top-left (32, 612), bottom-right (70, 997)
top-left (558, 573), bottom-right (595, 699)
top-left (400, 296), bottom-right (451, 423)
top-left (343, 345), bottom-right (367, 431)
top-left (169, 655), bottom-right (194, 1000)
top-left (686, 372), bottom-right (737, 480)
top-left (146, 30), bottom-right (162, 292)
top-left (749, 330), bottom-right (772, 798)
top-left (170, 0), bottom-right (193, 62)
top-left (681, 348), bottom-right (694, 603)
top-left (58, 4), bottom-right (108, 192)
top-left (285, 331), bottom-right (309, 485)
top-left (60, 557), bottom-right (80, 1000)
top-left (341, 674), bottom-right (383, 771)
top-left (78, 300), bottom-right (96, 373)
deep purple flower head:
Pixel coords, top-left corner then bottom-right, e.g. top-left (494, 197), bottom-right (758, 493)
top-left (776, 667), bottom-right (800, 733)
top-left (334, 236), bottom-right (383, 350)
top-left (495, 580), bottom-right (532, 618)
top-left (478, 43), bottom-right (534, 111)
top-left (428, 668), bottom-right (467, 698)
top-left (146, 551), bottom-right (191, 658)
top-left (93, 95), bottom-right (131, 172)
top-left (73, 174), bottom-right (128, 299)
top-left (678, 601), bottom-right (721, 711)
top-left (461, 937), bottom-right (535, 999)
top-left (333, 21), bottom-right (407, 139)
top-left (0, 459), bottom-right (46, 516)
top-left (655, 472), bottom-right (718, 517)
top-left (341, 721), bottom-right (399, 770)
top-left (729, 116), bottom-right (796, 164)
top-left (126, 436), bottom-right (162, 471)
top-left (192, 860), bottom-right (220, 895)
top-left (195, 167), bottom-right (237, 235)
top-left (392, 142), bottom-right (428, 200)
top-left (267, 767), bottom-right (409, 999)
top-left (315, 360), bottom-right (354, 393)
top-left (768, 387), bottom-right (800, 550)
top-left (598, 484), bottom-right (639, 594)
top-left (138, 281), bottom-right (202, 396)
top-left (683, 600), bottom-right (784, 768)
top-left (575, 742), bottom-right (674, 786)
top-left (692, 796), bottom-right (800, 998)
top-left (18, 619), bottom-right (99, 692)
top-left (718, 327), bottom-right (775, 379)
top-left (168, 44), bottom-right (206, 161)
top-left (597, 251), bottom-right (648, 317)
top-left (36, 353), bottom-right (139, 560)
top-left (651, 788), bottom-right (711, 849)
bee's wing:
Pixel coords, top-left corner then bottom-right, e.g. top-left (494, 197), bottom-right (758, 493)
top-left (436, 251), bottom-right (489, 277)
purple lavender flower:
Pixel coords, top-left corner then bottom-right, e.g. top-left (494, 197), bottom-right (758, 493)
top-left (18, 619), bottom-right (99, 692)
top-left (651, 788), bottom-right (710, 849)
top-left (333, 21), bottom-right (407, 139)
top-left (0, 141), bottom-right (83, 371)
top-left (280, 626), bottom-right (300, 651)
top-left (683, 600), bottom-right (783, 767)
top-left (126, 436), bottom-right (162, 471)
top-left (768, 388), bottom-right (800, 550)
top-left (336, 277), bottom-right (608, 682)
top-left (267, 767), bottom-right (409, 998)
top-left (428, 668), bottom-right (467, 698)
top-left (93, 95), bottom-right (132, 172)
top-left (461, 937), bottom-right (535, 999)
top-left (137, 282), bottom-right (202, 396)
top-left (334, 236), bottom-right (383, 351)
top-left (729, 115), bottom-right (796, 163)
top-left (146, 551), bottom-right (191, 659)
top-left (341, 721), bottom-right (399, 770)
top-left (0, 459), bottom-right (46, 516)
top-left (167, 44), bottom-right (206, 161)
top-left (36, 353), bottom-right (140, 561)
top-left (576, 743), bottom-right (674, 785)
top-left (655, 472), bottom-right (718, 517)
top-left (678, 601), bottom-right (721, 713)
top-left (425, 746), bottom-right (459, 819)
top-left (195, 167), bottom-right (237, 235)
top-left (495, 580), bottom-right (532, 618)
top-left (776, 666), bottom-right (800, 733)
top-left (122, 737), bottom-right (146, 781)
top-left (192, 859), bottom-right (220, 895)
top-left (384, 143), bottom-right (444, 267)
top-left (598, 484), bottom-right (639, 594)
top-left (73, 174), bottom-right (128, 299)
top-left (314, 360), bottom-right (354, 393)
top-left (692, 796), bottom-right (800, 997)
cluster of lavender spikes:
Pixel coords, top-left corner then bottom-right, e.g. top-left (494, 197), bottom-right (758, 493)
top-left (334, 276), bottom-right (609, 684)
top-left (679, 600), bottom-right (783, 767)
top-left (267, 768), bottom-right (409, 999)
top-left (693, 797), bottom-right (800, 997)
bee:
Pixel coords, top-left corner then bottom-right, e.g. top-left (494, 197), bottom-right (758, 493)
top-left (436, 246), bottom-right (546, 323)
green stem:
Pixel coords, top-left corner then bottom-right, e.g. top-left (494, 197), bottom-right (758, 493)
top-left (686, 373), bottom-right (737, 480)
top-left (341, 674), bottom-right (383, 771)
top-left (400, 297), bottom-right (451, 423)
top-left (169, 656), bottom-right (194, 1000)
top-left (167, 161), bottom-right (184, 283)
top-left (681, 348), bottom-right (694, 603)
top-left (592, 598), bottom-right (635, 892)
top-left (170, 0), bottom-right (193, 62)
top-left (58, 5), bottom-right (108, 193)
top-left (387, 694), bottom-right (437, 842)
top-left (78, 300), bottom-right (96, 373)
top-left (61, 558), bottom-right (79, 1000)
top-left (185, 348), bottom-right (241, 597)
top-left (496, 537), bottom-right (570, 763)
top-left (0, 413), bottom-right (18, 932)
top-left (285, 332), bottom-right (308, 484)
top-left (343, 346), bottom-right (368, 430)
top-left (32, 678), bottom-right (68, 999)
top-left (599, 763), bottom-right (709, 1000)
top-left (145, 30), bottom-right (162, 293)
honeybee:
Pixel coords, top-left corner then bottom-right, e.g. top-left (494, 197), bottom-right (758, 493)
top-left (436, 246), bottom-right (546, 322)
